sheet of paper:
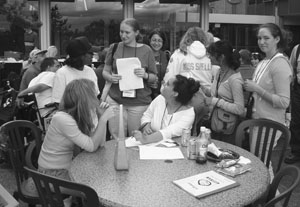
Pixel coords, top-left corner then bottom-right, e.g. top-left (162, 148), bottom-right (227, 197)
top-left (139, 146), bottom-right (184, 160)
top-left (125, 136), bottom-right (142, 148)
top-left (151, 139), bottom-right (180, 148)
top-left (116, 58), bottom-right (144, 91)
top-left (125, 137), bottom-right (175, 148)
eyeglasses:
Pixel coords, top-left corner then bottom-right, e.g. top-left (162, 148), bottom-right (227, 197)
top-left (151, 39), bottom-right (163, 43)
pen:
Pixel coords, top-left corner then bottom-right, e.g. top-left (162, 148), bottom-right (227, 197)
top-left (138, 122), bottom-right (149, 131)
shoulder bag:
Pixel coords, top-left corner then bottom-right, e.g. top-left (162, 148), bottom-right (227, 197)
top-left (210, 99), bottom-right (239, 135)
top-left (210, 72), bottom-right (239, 135)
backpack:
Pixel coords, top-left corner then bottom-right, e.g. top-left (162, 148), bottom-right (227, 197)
top-left (292, 44), bottom-right (300, 89)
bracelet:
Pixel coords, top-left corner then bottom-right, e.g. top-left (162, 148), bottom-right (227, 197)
top-left (146, 73), bottom-right (150, 81)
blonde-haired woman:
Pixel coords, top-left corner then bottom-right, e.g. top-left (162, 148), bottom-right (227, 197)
top-left (38, 79), bottom-right (114, 180)
top-left (102, 18), bottom-right (157, 138)
top-left (163, 27), bottom-right (212, 134)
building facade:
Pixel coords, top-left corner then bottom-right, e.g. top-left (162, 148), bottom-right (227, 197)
top-left (0, 0), bottom-right (299, 59)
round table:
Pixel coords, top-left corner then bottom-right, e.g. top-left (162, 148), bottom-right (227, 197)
top-left (70, 139), bottom-right (270, 207)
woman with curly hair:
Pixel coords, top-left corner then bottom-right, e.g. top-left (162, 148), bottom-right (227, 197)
top-left (133, 75), bottom-right (200, 144)
top-left (163, 27), bottom-right (212, 135)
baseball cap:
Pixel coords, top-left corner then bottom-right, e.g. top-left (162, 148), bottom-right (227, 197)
top-left (29, 49), bottom-right (47, 63)
top-left (66, 36), bottom-right (99, 58)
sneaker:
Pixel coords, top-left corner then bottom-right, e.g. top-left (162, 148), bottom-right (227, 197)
top-left (284, 154), bottom-right (300, 164)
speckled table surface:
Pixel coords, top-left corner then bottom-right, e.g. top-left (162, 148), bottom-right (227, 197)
top-left (70, 139), bottom-right (270, 207)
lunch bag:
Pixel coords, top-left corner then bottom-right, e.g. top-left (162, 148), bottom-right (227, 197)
top-left (210, 100), bottom-right (238, 135)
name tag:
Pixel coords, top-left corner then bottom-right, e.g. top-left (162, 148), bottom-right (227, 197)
top-left (122, 89), bottom-right (136, 98)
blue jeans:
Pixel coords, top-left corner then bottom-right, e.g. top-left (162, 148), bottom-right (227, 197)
top-left (106, 96), bottom-right (149, 139)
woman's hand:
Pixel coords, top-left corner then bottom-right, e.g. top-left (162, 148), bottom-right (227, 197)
top-left (100, 106), bottom-right (115, 122)
top-left (133, 130), bottom-right (147, 144)
top-left (134, 68), bottom-right (147, 79)
top-left (110, 73), bottom-right (122, 84)
top-left (99, 101), bottom-right (110, 109)
top-left (244, 79), bottom-right (260, 93)
top-left (200, 86), bottom-right (211, 97)
top-left (204, 96), bottom-right (212, 106)
top-left (142, 123), bottom-right (153, 135)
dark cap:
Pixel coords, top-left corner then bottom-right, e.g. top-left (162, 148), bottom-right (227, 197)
top-left (66, 36), bottom-right (95, 58)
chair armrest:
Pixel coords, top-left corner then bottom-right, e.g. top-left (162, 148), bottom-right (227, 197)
top-left (44, 102), bottom-right (58, 108)
top-left (25, 141), bottom-right (38, 170)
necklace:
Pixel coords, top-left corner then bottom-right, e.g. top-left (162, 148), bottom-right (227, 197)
top-left (155, 52), bottom-right (162, 81)
top-left (253, 52), bottom-right (279, 84)
top-left (160, 103), bottom-right (182, 129)
top-left (216, 68), bottom-right (231, 97)
top-left (122, 42), bottom-right (137, 58)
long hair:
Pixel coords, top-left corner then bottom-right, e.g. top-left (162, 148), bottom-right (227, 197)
top-left (148, 28), bottom-right (168, 51)
top-left (207, 40), bottom-right (240, 70)
top-left (257, 23), bottom-right (288, 53)
top-left (59, 79), bottom-right (99, 136)
top-left (179, 27), bottom-right (208, 55)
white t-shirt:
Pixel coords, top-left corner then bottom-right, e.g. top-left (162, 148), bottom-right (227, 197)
top-left (52, 65), bottom-right (99, 103)
top-left (29, 71), bottom-right (55, 117)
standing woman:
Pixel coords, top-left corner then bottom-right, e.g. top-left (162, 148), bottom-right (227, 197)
top-left (244, 23), bottom-right (292, 152)
top-left (204, 40), bottom-right (244, 144)
top-left (147, 29), bottom-right (169, 99)
top-left (102, 18), bottom-right (157, 138)
top-left (163, 27), bottom-right (212, 134)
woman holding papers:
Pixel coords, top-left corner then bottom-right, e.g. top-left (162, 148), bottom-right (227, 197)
top-left (133, 75), bottom-right (200, 144)
top-left (38, 79), bottom-right (114, 180)
top-left (102, 18), bottom-right (157, 139)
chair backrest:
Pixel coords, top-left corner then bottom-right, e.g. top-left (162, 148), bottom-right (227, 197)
top-left (235, 118), bottom-right (290, 173)
top-left (264, 165), bottom-right (300, 207)
top-left (0, 120), bottom-right (42, 196)
top-left (24, 167), bottom-right (100, 207)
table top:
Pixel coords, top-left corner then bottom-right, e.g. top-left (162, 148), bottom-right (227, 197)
top-left (70, 139), bottom-right (270, 207)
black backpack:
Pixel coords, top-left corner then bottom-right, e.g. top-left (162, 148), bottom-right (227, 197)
top-left (293, 44), bottom-right (300, 89)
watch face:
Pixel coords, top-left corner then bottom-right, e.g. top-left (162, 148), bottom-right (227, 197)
top-left (227, 0), bottom-right (241, 4)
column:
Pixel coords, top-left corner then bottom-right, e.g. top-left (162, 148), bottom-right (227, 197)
top-left (200, 0), bottom-right (209, 31)
top-left (123, 0), bottom-right (134, 18)
top-left (39, 0), bottom-right (50, 50)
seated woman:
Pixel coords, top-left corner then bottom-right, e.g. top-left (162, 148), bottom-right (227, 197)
top-left (37, 79), bottom-right (114, 181)
top-left (133, 75), bottom-right (200, 144)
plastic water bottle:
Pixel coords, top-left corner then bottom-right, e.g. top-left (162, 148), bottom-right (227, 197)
top-left (196, 126), bottom-right (208, 164)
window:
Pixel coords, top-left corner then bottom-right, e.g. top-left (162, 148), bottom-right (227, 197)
top-left (0, 0), bottom-right (39, 59)
top-left (135, 1), bottom-right (201, 52)
top-left (50, 1), bottom-right (123, 58)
